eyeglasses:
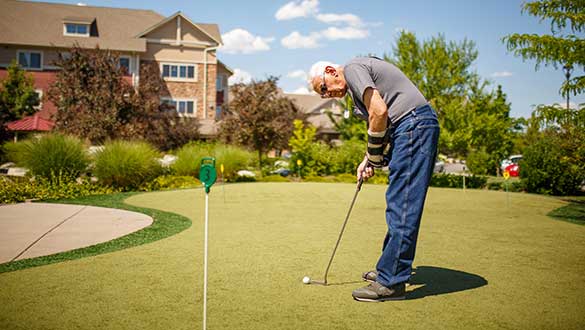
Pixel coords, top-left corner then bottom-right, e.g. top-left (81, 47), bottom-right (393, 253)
top-left (319, 71), bottom-right (328, 96)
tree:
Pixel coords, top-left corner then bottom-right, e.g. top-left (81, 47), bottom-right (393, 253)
top-left (48, 46), bottom-right (132, 143)
top-left (0, 60), bottom-right (40, 141)
top-left (385, 32), bottom-right (479, 115)
top-left (48, 46), bottom-right (198, 149)
top-left (326, 94), bottom-right (367, 141)
top-left (218, 77), bottom-right (300, 169)
top-left (386, 31), bottom-right (514, 172)
top-left (121, 62), bottom-right (199, 150)
top-left (503, 0), bottom-right (585, 97)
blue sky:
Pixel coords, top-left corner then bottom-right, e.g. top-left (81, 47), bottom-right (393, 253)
top-left (39, 0), bottom-right (583, 118)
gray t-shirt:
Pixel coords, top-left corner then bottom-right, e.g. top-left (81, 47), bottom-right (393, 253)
top-left (343, 57), bottom-right (427, 125)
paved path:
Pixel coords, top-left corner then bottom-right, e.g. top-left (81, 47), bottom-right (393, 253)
top-left (0, 203), bottom-right (153, 264)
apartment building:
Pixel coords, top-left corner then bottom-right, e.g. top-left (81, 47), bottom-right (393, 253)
top-left (0, 0), bottom-right (232, 136)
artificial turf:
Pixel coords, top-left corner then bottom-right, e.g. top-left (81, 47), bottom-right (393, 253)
top-left (1, 183), bottom-right (584, 329)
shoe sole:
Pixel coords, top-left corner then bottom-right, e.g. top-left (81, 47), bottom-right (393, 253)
top-left (353, 295), bottom-right (406, 302)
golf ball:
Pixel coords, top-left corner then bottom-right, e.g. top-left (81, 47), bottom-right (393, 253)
top-left (302, 276), bottom-right (311, 284)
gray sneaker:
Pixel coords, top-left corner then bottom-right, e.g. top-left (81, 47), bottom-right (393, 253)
top-left (352, 281), bottom-right (406, 302)
top-left (362, 270), bottom-right (377, 282)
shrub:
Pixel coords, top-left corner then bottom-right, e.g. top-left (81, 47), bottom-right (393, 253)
top-left (213, 144), bottom-right (255, 181)
top-left (94, 140), bottom-right (162, 191)
top-left (260, 175), bottom-right (290, 182)
top-left (331, 139), bottom-right (364, 174)
top-left (521, 135), bottom-right (584, 195)
top-left (172, 142), bottom-right (254, 181)
top-left (142, 175), bottom-right (201, 191)
top-left (368, 174), bottom-right (389, 185)
top-left (4, 133), bottom-right (89, 180)
top-left (171, 142), bottom-right (210, 177)
top-left (466, 148), bottom-right (491, 175)
top-left (0, 174), bottom-right (115, 204)
top-left (430, 174), bottom-right (487, 189)
top-left (487, 182), bottom-right (502, 190)
top-left (334, 173), bottom-right (357, 183)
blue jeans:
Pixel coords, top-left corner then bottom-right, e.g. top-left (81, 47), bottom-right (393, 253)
top-left (375, 104), bottom-right (439, 287)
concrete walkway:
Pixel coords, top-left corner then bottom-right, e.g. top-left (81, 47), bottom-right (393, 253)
top-left (0, 203), bottom-right (153, 264)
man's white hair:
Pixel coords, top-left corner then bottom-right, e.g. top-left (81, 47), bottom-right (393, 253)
top-left (308, 61), bottom-right (339, 83)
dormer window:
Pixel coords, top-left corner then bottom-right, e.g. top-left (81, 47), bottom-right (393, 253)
top-left (64, 23), bottom-right (90, 36)
top-left (62, 17), bottom-right (94, 37)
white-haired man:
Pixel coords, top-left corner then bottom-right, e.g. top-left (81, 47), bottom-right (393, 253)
top-left (309, 57), bottom-right (439, 302)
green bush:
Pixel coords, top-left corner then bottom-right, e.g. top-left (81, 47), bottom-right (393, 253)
top-left (430, 174), bottom-right (487, 189)
top-left (487, 182), bottom-right (502, 190)
top-left (94, 140), bottom-right (162, 191)
top-left (142, 175), bottom-right (201, 191)
top-left (172, 142), bottom-right (254, 181)
top-left (466, 148), bottom-right (491, 176)
top-left (234, 174), bottom-right (256, 182)
top-left (331, 139), bottom-right (364, 174)
top-left (521, 135), bottom-right (584, 195)
top-left (171, 142), bottom-right (210, 177)
top-left (0, 174), bottom-right (115, 204)
top-left (333, 173), bottom-right (357, 183)
top-left (368, 174), bottom-right (389, 185)
top-left (213, 144), bottom-right (255, 181)
top-left (260, 175), bottom-right (290, 182)
top-left (4, 133), bottom-right (89, 180)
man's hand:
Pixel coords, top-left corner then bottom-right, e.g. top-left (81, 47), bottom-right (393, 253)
top-left (357, 156), bottom-right (375, 181)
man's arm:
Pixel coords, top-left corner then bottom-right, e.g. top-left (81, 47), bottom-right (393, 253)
top-left (363, 87), bottom-right (387, 130)
top-left (363, 87), bottom-right (390, 168)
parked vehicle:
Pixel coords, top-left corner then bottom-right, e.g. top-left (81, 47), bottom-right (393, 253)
top-left (501, 154), bottom-right (522, 172)
top-left (505, 164), bottom-right (519, 177)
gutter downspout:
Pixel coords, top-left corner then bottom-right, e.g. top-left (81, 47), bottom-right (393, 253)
top-left (203, 46), bottom-right (219, 119)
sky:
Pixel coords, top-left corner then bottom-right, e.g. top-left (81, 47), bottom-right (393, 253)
top-left (38, 0), bottom-right (584, 118)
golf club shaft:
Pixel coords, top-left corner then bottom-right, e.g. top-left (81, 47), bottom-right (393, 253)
top-left (322, 178), bottom-right (363, 284)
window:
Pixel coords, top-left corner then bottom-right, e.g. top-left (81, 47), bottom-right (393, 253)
top-left (161, 63), bottom-right (197, 81)
top-left (119, 57), bottom-right (130, 75)
top-left (215, 105), bottom-right (222, 120)
top-left (17, 51), bottom-right (42, 70)
top-left (161, 98), bottom-right (196, 117)
top-left (216, 76), bottom-right (224, 91)
top-left (64, 23), bottom-right (90, 36)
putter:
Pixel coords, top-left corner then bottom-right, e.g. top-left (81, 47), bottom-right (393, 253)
top-left (310, 177), bottom-right (364, 286)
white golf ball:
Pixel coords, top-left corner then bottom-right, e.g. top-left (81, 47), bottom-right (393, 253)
top-left (302, 276), bottom-right (311, 284)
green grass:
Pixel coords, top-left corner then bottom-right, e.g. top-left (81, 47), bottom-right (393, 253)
top-left (0, 192), bottom-right (191, 274)
top-left (1, 183), bottom-right (584, 329)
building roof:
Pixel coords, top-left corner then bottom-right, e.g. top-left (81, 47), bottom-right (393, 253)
top-left (284, 93), bottom-right (340, 115)
top-left (284, 93), bottom-right (342, 135)
top-left (0, 0), bottom-right (222, 52)
top-left (6, 113), bottom-right (55, 132)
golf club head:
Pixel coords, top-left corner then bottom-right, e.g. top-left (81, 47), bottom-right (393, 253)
top-left (309, 279), bottom-right (327, 286)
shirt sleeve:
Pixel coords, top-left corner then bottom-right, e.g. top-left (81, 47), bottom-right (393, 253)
top-left (344, 63), bottom-right (376, 105)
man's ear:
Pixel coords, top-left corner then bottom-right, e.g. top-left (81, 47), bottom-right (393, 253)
top-left (324, 65), bottom-right (337, 75)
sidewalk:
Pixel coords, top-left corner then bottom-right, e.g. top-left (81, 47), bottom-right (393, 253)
top-left (0, 203), bottom-right (153, 264)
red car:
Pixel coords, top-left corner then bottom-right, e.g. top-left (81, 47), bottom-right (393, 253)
top-left (505, 164), bottom-right (519, 177)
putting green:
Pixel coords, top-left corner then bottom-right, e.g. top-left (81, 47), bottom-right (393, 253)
top-left (1, 183), bottom-right (584, 329)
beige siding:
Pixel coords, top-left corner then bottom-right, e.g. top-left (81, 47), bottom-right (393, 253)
top-left (144, 18), bottom-right (177, 40)
top-left (142, 43), bottom-right (216, 63)
top-left (181, 23), bottom-right (215, 44)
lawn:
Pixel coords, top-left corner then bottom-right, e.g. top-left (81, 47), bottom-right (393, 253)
top-left (1, 183), bottom-right (584, 330)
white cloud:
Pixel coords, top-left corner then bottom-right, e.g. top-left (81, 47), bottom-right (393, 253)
top-left (220, 28), bottom-right (274, 54)
top-left (287, 70), bottom-right (308, 81)
top-left (281, 31), bottom-right (321, 49)
top-left (320, 26), bottom-right (369, 40)
top-left (316, 13), bottom-right (362, 26)
top-left (290, 86), bottom-right (311, 94)
top-left (491, 71), bottom-right (514, 78)
top-left (228, 68), bottom-right (252, 85)
top-left (275, 0), bottom-right (319, 20)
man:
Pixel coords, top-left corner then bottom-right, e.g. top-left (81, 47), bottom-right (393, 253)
top-left (309, 57), bottom-right (439, 302)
